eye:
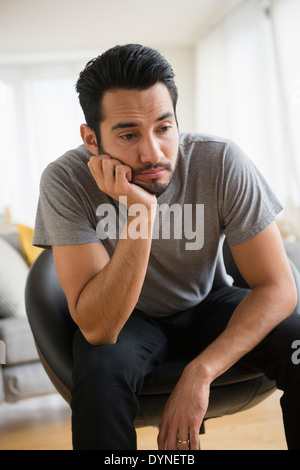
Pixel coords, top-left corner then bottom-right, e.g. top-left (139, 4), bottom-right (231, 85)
top-left (158, 125), bottom-right (172, 133)
top-left (120, 133), bottom-right (136, 141)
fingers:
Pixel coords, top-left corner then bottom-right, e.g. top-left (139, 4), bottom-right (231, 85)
top-left (189, 428), bottom-right (200, 450)
top-left (115, 162), bottom-right (132, 184)
top-left (88, 155), bottom-right (131, 198)
top-left (157, 421), bottom-right (168, 450)
top-left (177, 432), bottom-right (191, 451)
top-left (157, 415), bottom-right (200, 450)
top-left (158, 428), bottom-right (200, 450)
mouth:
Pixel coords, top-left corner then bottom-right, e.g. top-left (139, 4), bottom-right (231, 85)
top-left (136, 168), bottom-right (167, 180)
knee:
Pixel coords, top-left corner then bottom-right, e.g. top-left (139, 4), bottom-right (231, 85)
top-left (73, 335), bottom-right (142, 390)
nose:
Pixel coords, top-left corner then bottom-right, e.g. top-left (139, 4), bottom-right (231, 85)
top-left (139, 135), bottom-right (164, 165)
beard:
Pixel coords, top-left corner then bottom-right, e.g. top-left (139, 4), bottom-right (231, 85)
top-left (134, 179), bottom-right (170, 197)
top-left (131, 161), bottom-right (176, 197)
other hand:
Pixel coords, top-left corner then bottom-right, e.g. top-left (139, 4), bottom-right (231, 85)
top-left (157, 362), bottom-right (211, 450)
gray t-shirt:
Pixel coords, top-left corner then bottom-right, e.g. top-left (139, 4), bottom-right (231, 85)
top-left (33, 133), bottom-right (282, 317)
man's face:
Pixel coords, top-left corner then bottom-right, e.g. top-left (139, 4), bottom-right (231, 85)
top-left (99, 83), bottom-right (179, 197)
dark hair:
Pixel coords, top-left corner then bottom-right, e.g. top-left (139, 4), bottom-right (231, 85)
top-left (75, 44), bottom-right (178, 145)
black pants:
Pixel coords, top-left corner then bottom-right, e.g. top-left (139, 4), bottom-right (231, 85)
top-left (70, 286), bottom-right (300, 450)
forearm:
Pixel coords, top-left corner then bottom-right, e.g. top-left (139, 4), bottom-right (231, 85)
top-left (75, 210), bottom-right (155, 345)
top-left (188, 283), bottom-right (296, 383)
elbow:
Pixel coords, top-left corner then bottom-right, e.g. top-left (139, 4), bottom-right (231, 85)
top-left (280, 278), bottom-right (298, 319)
top-left (77, 321), bottom-right (118, 346)
top-left (83, 330), bottom-right (118, 346)
top-left (253, 278), bottom-right (298, 324)
top-left (289, 283), bottom-right (298, 314)
top-left (72, 303), bottom-right (118, 346)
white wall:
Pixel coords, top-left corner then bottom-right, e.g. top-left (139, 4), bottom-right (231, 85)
top-left (160, 47), bottom-right (196, 133)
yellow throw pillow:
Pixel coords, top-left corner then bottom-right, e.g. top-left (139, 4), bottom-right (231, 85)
top-left (16, 224), bottom-right (43, 266)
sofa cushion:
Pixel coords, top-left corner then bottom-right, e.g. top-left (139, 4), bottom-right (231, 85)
top-left (16, 224), bottom-right (43, 266)
top-left (3, 361), bottom-right (56, 402)
top-left (0, 237), bottom-right (29, 318)
top-left (0, 318), bottom-right (39, 364)
top-left (0, 231), bottom-right (23, 257)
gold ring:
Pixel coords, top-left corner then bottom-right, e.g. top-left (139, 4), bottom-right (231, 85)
top-left (177, 438), bottom-right (190, 445)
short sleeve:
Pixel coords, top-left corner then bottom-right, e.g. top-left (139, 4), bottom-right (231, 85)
top-left (33, 160), bottom-right (100, 249)
top-left (220, 141), bottom-right (283, 245)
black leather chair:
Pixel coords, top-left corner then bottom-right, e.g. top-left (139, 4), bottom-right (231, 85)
top-left (25, 240), bottom-right (300, 445)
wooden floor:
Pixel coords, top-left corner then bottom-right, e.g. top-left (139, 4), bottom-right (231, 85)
top-left (0, 390), bottom-right (287, 450)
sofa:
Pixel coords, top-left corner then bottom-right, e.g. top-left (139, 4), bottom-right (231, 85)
top-left (0, 221), bottom-right (299, 407)
top-left (0, 224), bottom-right (56, 404)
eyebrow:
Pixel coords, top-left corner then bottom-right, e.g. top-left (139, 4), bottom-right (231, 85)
top-left (111, 112), bottom-right (175, 131)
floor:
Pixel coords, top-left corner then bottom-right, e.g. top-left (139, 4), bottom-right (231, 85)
top-left (0, 390), bottom-right (287, 450)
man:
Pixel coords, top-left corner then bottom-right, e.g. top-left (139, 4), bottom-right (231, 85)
top-left (33, 44), bottom-right (299, 450)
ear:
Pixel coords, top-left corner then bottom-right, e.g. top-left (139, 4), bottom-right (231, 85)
top-left (80, 124), bottom-right (99, 155)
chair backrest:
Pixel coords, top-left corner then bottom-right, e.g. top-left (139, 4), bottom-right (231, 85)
top-left (25, 249), bottom-right (76, 401)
